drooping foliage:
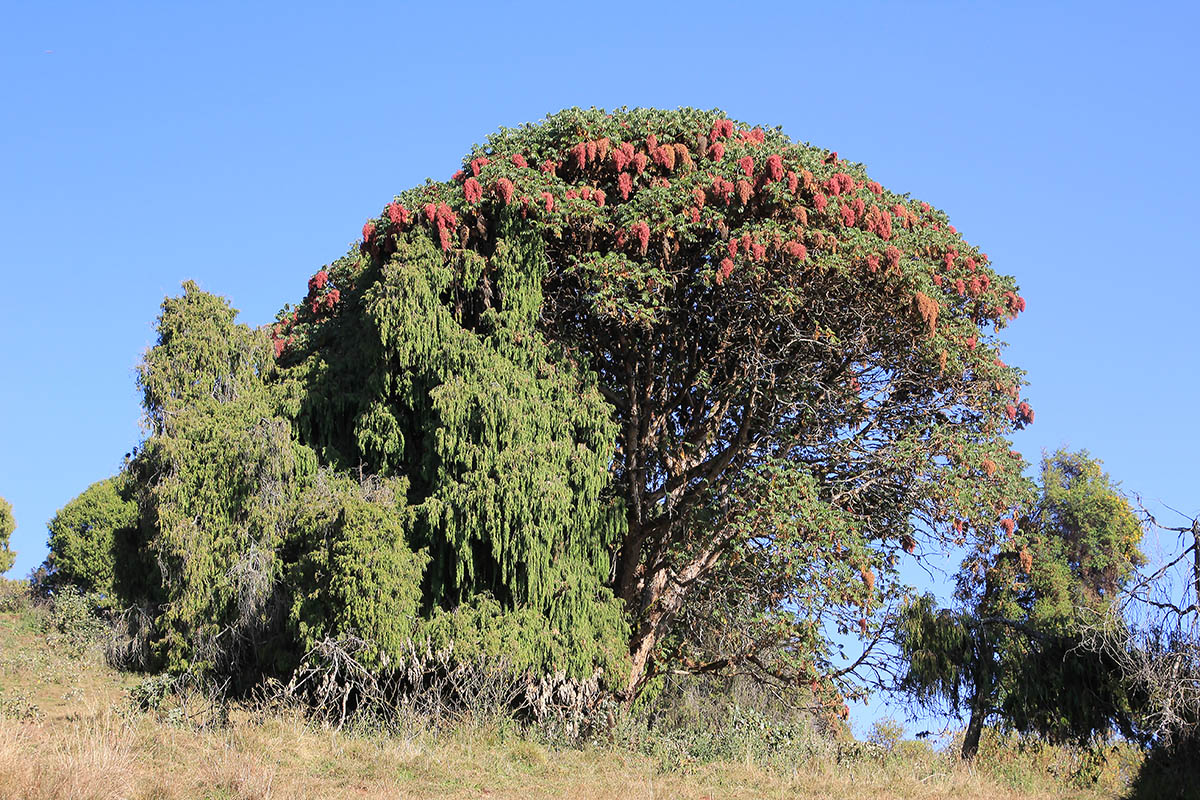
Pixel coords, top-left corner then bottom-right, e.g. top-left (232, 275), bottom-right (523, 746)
top-left (0, 496), bottom-right (15, 574)
top-left (52, 108), bottom-right (1035, 707)
top-left (43, 476), bottom-right (137, 599)
top-left (896, 449), bottom-right (1145, 758)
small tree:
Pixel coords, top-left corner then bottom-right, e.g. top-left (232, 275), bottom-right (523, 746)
top-left (896, 449), bottom-right (1145, 759)
top-left (43, 476), bottom-right (137, 599)
top-left (0, 496), bottom-right (15, 574)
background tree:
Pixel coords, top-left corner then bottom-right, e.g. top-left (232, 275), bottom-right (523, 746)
top-left (0, 496), bottom-right (15, 574)
top-left (1080, 509), bottom-right (1200, 797)
top-left (41, 476), bottom-right (137, 600)
top-left (896, 449), bottom-right (1145, 759)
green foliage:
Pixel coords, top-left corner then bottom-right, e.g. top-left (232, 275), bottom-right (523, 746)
top-left (130, 281), bottom-right (312, 677)
top-left (287, 472), bottom-right (427, 668)
top-left (43, 476), bottom-right (137, 599)
top-left (896, 449), bottom-right (1145, 755)
top-left (0, 496), bottom-right (15, 574)
top-left (63, 108), bottom-right (1039, 706)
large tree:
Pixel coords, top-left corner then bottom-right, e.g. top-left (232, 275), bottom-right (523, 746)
top-left (895, 449), bottom-right (1145, 759)
top-left (273, 107), bottom-right (1033, 700)
top-left (52, 108), bottom-right (1034, 709)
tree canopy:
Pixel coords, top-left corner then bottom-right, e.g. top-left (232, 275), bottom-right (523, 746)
top-left (48, 107), bottom-right (1034, 712)
top-left (42, 476), bottom-right (137, 600)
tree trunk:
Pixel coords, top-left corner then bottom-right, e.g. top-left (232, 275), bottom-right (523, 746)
top-left (961, 704), bottom-right (986, 760)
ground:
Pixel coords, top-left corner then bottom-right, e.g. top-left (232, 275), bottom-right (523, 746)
top-left (0, 585), bottom-right (1134, 800)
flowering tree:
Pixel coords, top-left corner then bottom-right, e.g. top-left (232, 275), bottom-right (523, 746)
top-left (274, 107), bottom-right (1035, 705)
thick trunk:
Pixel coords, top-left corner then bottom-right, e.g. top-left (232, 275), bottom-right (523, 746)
top-left (961, 704), bottom-right (986, 760)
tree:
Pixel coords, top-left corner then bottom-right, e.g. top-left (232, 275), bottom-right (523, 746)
top-left (276, 107), bottom-right (1033, 701)
top-left (42, 476), bottom-right (137, 599)
top-left (1079, 508), bottom-right (1200, 797)
top-left (895, 449), bottom-right (1145, 759)
top-left (57, 108), bottom-right (1034, 708)
top-left (0, 496), bottom-right (15, 574)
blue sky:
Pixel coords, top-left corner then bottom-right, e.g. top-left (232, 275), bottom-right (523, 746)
top-left (2, 0), bottom-right (1197, 730)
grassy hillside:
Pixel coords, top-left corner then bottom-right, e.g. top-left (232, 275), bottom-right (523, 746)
top-left (0, 580), bottom-right (1136, 800)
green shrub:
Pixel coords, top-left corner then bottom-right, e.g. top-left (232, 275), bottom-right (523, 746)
top-left (0, 578), bottom-right (29, 613)
top-left (44, 475), bottom-right (137, 600)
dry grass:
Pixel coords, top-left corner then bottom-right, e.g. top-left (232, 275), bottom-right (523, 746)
top-left (0, 587), bottom-right (1128, 800)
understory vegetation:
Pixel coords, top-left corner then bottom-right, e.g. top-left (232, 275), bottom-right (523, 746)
top-left (0, 582), bottom-right (1143, 800)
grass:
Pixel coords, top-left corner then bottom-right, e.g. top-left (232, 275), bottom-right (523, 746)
top-left (0, 580), bottom-right (1136, 799)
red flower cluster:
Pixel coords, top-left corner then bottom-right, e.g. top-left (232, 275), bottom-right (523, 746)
top-left (541, 191), bottom-right (554, 212)
top-left (325, 288), bottom-right (340, 309)
top-left (273, 338), bottom-right (286, 358)
top-left (1000, 518), bottom-right (1016, 537)
top-left (863, 205), bottom-right (892, 239)
top-left (496, 178), bottom-right (515, 205)
top-left (612, 141), bottom-right (635, 172)
top-left (652, 144), bottom-right (676, 171)
top-left (1003, 291), bottom-right (1026, 316)
top-left (510, 153), bottom-right (528, 168)
top-left (711, 176), bottom-right (734, 205)
top-left (308, 270), bottom-right (329, 292)
top-left (867, 181), bottom-right (883, 195)
top-left (709, 141), bottom-right (725, 161)
top-left (737, 128), bottom-right (765, 145)
top-left (716, 257), bottom-right (735, 284)
top-left (593, 189), bottom-right (606, 207)
top-left (766, 154), bottom-right (784, 181)
top-left (786, 170), bottom-right (798, 193)
top-left (463, 177), bottom-right (483, 204)
top-left (470, 157), bottom-right (490, 177)
top-left (840, 204), bottom-right (857, 227)
top-left (786, 240), bottom-right (807, 260)
top-left (711, 118), bottom-right (734, 140)
top-left (739, 156), bottom-right (754, 177)
top-left (572, 142), bottom-right (588, 170)
top-left (813, 192), bottom-right (828, 212)
top-left (632, 152), bottom-right (649, 175)
top-left (884, 245), bottom-right (901, 271)
top-left (823, 173), bottom-right (856, 195)
top-left (386, 202), bottom-right (408, 226)
top-left (362, 221), bottom-right (375, 244)
top-left (618, 172), bottom-right (633, 200)
top-left (955, 279), bottom-right (966, 296)
top-left (541, 159), bottom-right (557, 174)
top-left (633, 221), bottom-right (650, 254)
top-left (866, 254), bottom-right (880, 273)
top-left (1005, 404), bottom-right (1017, 420)
top-left (736, 180), bottom-right (753, 204)
top-left (426, 202), bottom-right (457, 250)
top-left (1016, 402), bottom-right (1034, 424)
top-left (751, 241), bottom-right (766, 261)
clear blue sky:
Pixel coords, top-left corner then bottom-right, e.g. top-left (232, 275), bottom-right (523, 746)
top-left (2, 0), bottom-right (1197, 729)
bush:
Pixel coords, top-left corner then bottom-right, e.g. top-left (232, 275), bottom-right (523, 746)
top-left (0, 578), bottom-right (29, 613)
top-left (42, 587), bottom-right (107, 657)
